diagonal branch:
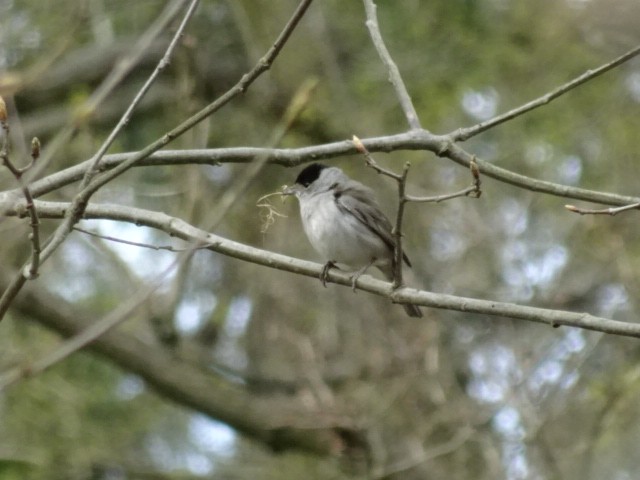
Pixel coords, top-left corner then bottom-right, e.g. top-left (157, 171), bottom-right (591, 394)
top-left (37, 0), bottom-right (202, 268)
top-left (0, 0), bottom-right (315, 323)
top-left (451, 44), bottom-right (640, 141)
top-left (23, 0), bottom-right (191, 186)
top-left (362, 0), bottom-right (422, 130)
top-left (80, 0), bottom-right (201, 190)
top-left (0, 1), bottom-right (199, 324)
top-left (67, 0), bottom-right (314, 221)
top-left (73, 226), bottom-right (203, 252)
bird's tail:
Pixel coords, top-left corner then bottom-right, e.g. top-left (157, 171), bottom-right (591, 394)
top-left (402, 302), bottom-right (423, 318)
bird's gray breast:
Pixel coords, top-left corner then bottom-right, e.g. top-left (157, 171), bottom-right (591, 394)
top-left (299, 190), bottom-right (389, 268)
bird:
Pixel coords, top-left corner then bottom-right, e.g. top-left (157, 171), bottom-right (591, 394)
top-left (283, 163), bottom-right (423, 318)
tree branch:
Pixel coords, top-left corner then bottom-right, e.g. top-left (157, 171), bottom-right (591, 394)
top-left (405, 156), bottom-right (481, 202)
top-left (353, 135), bottom-right (410, 287)
top-left (24, 0), bottom-right (190, 184)
top-left (80, 0), bottom-right (201, 189)
top-left (4, 199), bottom-right (640, 339)
top-left (0, 1), bottom-right (198, 324)
top-left (37, 0), bottom-right (202, 268)
top-left (0, 0), bottom-right (315, 323)
top-left (391, 162), bottom-right (410, 288)
top-left (565, 202), bottom-right (640, 216)
top-left (0, 104), bottom-right (41, 321)
top-left (450, 43), bottom-right (640, 141)
top-left (20, 131), bottom-right (640, 209)
top-left (362, 0), bottom-right (422, 130)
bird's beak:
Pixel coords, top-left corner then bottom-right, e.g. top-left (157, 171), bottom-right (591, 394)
top-left (282, 184), bottom-right (301, 196)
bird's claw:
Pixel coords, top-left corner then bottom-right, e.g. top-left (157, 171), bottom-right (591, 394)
top-left (349, 272), bottom-right (362, 292)
top-left (320, 261), bottom-right (337, 287)
top-left (349, 261), bottom-right (374, 293)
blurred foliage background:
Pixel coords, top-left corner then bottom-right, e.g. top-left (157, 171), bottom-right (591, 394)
top-left (1, 0), bottom-right (640, 478)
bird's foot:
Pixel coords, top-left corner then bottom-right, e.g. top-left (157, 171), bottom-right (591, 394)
top-left (320, 261), bottom-right (338, 287)
top-left (349, 260), bottom-right (375, 292)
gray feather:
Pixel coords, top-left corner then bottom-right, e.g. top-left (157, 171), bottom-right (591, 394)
top-left (333, 179), bottom-right (412, 268)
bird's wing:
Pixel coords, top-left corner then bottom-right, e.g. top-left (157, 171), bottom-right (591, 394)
top-left (333, 181), bottom-right (412, 267)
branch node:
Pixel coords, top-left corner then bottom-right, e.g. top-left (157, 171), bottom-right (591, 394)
top-left (353, 135), bottom-right (401, 180)
top-left (23, 264), bottom-right (39, 280)
top-left (437, 140), bottom-right (453, 156)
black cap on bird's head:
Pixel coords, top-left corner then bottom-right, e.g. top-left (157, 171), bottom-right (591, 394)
top-left (283, 163), bottom-right (329, 196)
top-left (294, 163), bottom-right (328, 187)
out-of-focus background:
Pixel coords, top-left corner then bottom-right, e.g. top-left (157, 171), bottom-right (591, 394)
top-left (1, 0), bottom-right (640, 478)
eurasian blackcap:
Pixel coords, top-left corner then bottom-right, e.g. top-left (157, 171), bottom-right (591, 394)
top-left (284, 163), bottom-right (423, 318)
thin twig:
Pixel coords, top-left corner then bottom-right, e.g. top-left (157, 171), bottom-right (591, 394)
top-left (0, 102), bottom-right (42, 321)
top-left (362, 0), bottom-right (422, 130)
top-left (0, 1), bottom-right (200, 324)
top-left (392, 163), bottom-right (410, 288)
top-left (353, 135), bottom-right (401, 180)
top-left (73, 226), bottom-right (209, 252)
top-left (375, 427), bottom-right (474, 478)
top-left (81, 0), bottom-right (199, 190)
top-left (38, 0), bottom-right (201, 267)
top-left (452, 44), bottom-right (640, 141)
top-left (406, 156), bottom-right (481, 202)
top-left (406, 186), bottom-right (476, 203)
top-left (353, 135), bottom-right (408, 287)
top-left (0, 0), bottom-right (314, 323)
top-left (354, 134), bottom-right (481, 204)
top-left (23, 0), bottom-right (190, 188)
top-left (205, 77), bottom-right (317, 232)
top-left (23, 138), bottom-right (42, 278)
top-left (564, 202), bottom-right (640, 216)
